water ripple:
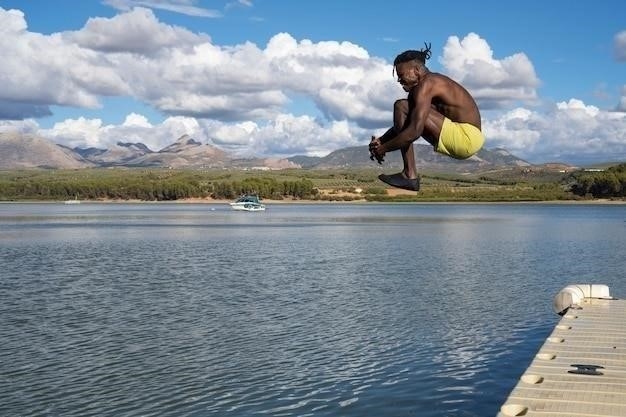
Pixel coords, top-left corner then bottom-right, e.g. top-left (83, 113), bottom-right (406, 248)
top-left (2, 203), bottom-right (626, 416)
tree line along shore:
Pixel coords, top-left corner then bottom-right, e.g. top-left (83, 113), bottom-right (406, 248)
top-left (0, 164), bottom-right (624, 203)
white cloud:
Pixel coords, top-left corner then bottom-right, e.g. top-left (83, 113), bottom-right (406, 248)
top-left (614, 30), bottom-right (626, 61)
top-left (4, 94), bottom-right (625, 164)
top-left (43, 117), bottom-right (105, 148)
top-left (0, 7), bottom-right (129, 117)
top-left (0, 119), bottom-right (40, 135)
top-left (210, 121), bottom-right (258, 147)
top-left (2, 111), bottom-right (366, 158)
top-left (35, 115), bottom-right (205, 151)
top-left (67, 7), bottom-right (209, 54)
top-left (556, 98), bottom-right (600, 117)
top-left (103, 0), bottom-right (222, 17)
top-left (441, 33), bottom-right (540, 109)
top-left (226, 0), bottom-right (253, 10)
top-left (0, 9), bottom-right (539, 127)
top-left (0, 6), bottom-right (623, 164)
top-left (247, 115), bottom-right (361, 157)
top-left (484, 99), bottom-right (626, 163)
top-left (201, 114), bottom-right (364, 158)
top-left (483, 108), bottom-right (542, 153)
top-left (123, 113), bottom-right (153, 128)
top-left (0, 7), bottom-right (27, 33)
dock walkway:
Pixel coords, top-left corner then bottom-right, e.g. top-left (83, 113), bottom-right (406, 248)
top-left (498, 285), bottom-right (626, 417)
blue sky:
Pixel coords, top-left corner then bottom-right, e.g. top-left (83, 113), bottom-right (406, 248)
top-left (0, 0), bottom-right (625, 165)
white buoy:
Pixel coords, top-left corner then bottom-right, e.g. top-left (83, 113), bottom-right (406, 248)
top-left (553, 284), bottom-right (611, 315)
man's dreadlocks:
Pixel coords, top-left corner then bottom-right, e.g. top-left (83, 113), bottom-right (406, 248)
top-left (392, 42), bottom-right (432, 77)
top-left (394, 42), bottom-right (432, 66)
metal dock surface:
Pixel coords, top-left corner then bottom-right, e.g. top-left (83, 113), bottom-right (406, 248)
top-left (498, 286), bottom-right (626, 417)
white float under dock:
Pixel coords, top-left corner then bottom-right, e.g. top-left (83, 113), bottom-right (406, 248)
top-left (498, 284), bottom-right (626, 417)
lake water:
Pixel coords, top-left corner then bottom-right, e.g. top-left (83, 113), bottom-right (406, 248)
top-left (1, 202), bottom-right (625, 417)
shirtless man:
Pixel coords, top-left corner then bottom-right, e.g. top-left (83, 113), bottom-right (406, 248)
top-left (369, 43), bottom-right (484, 191)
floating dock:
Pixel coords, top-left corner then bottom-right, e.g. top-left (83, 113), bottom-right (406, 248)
top-left (499, 284), bottom-right (626, 417)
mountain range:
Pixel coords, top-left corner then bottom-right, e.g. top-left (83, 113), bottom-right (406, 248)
top-left (0, 131), bottom-right (559, 173)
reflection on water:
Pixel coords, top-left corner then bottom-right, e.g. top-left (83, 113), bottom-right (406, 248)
top-left (1, 203), bottom-right (625, 416)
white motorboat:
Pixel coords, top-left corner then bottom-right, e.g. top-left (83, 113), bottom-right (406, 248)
top-left (229, 194), bottom-right (266, 211)
top-left (64, 196), bottom-right (81, 204)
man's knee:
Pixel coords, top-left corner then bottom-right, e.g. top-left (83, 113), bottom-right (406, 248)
top-left (393, 99), bottom-right (408, 113)
top-left (393, 99), bottom-right (409, 130)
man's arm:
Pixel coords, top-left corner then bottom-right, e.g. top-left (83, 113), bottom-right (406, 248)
top-left (369, 126), bottom-right (397, 163)
top-left (378, 81), bottom-right (433, 153)
top-left (377, 127), bottom-right (397, 143)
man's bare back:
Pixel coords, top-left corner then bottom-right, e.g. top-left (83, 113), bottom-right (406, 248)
top-left (421, 72), bottom-right (481, 129)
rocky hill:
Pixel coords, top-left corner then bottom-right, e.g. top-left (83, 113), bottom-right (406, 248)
top-left (72, 142), bottom-right (153, 166)
top-left (289, 144), bottom-right (532, 173)
top-left (0, 132), bottom-right (92, 169)
top-left (0, 131), bottom-right (542, 172)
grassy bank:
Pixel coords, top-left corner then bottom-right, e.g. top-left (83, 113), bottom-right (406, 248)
top-left (0, 167), bottom-right (623, 202)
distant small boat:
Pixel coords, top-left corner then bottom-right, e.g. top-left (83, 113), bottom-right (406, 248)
top-left (229, 194), bottom-right (265, 212)
top-left (64, 196), bottom-right (81, 205)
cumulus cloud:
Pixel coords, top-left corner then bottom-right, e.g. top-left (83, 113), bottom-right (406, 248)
top-left (0, 8), bottom-right (539, 128)
top-left (614, 30), bottom-right (626, 61)
top-left (209, 115), bottom-right (362, 157)
top-left (0, 119), bottom-right (40, 135)
top-left (67, 7), bottom-right (209, 55)
top-left (1, 6), bottom-right (624, 164)
top-left (38, 114), bottom-right (207, 151)
top-left (23, 112), bottom-right (365, 158)
top-left (5, 95), bottom-right (625, 163)
top-left (484, 99), bottom-right (626, 163)
top-left (42, 117), bottom-right (106, 149)
top-left (0, 7), bottom-right (130, 116)
top-left (122, 113), bottom-right (153, 128)
top-left (0, 7), bottom-right (26, 32)
top-left (441, 33), bottom-right (540, 109)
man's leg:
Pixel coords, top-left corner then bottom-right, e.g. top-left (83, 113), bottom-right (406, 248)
top-left (376, 99), bottom-right (420, 191)
top-left (393, 99), bottom-right (418, 179)
top-left (387, 100), bottom-right (447, 175)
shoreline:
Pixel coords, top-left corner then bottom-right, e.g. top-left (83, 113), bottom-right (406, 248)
top-left (3, 198), bottom-right (625, 205)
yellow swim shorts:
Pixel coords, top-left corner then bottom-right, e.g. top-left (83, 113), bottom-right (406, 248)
top-left (435, 117), bottom-right (485, 160)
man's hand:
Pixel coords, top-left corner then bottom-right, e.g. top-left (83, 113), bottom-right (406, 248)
top-left (369, 135), bottom-right (385, 164)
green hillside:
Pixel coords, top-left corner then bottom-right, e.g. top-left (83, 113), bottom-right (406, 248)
top-left (0, 165), bottom-right (624, 202)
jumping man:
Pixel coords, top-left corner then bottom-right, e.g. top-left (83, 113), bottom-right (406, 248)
top-left (369, 43), bottom-right (484, 191)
